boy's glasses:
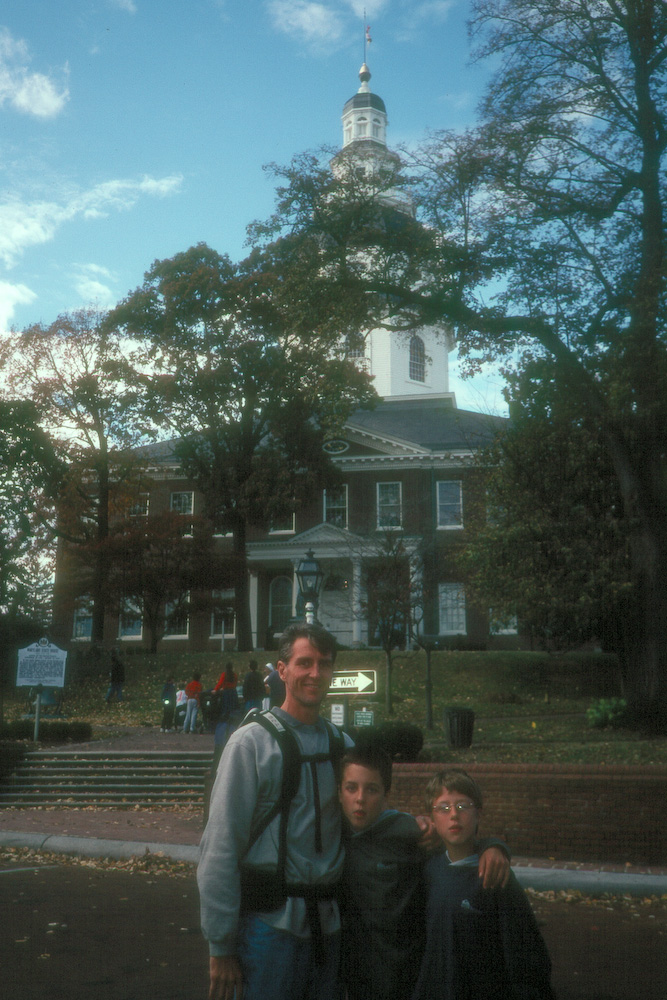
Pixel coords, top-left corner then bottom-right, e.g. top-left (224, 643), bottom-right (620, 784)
top-left (433, 802), bottom-right (476, 814)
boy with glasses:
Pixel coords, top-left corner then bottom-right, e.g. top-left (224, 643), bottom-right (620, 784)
top-left (412, 768), bottom-right (555, 1000)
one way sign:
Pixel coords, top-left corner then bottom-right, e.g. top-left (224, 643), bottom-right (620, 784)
top-left (329, 670), bottom-right (377, 694)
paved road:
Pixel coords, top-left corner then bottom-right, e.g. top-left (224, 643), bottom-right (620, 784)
top-left (2, 858), bottom-right (665, 1000)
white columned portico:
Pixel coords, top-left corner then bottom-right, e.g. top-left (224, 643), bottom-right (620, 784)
top-left (249, 571), bottom-right (258, 648)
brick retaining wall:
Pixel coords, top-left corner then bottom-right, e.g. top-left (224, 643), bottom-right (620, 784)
top-left (389, 763), bottom-right (667, 865)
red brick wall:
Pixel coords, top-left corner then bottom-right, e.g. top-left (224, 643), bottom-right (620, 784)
top-left (389, 763), bottom-right (667, 865)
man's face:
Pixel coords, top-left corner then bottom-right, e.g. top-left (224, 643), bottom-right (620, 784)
top-left (278, 637), bottom-right (334, 719)
top-left (431, 787), bottom-right (478, 858)
top-left (339, 763), bottom-right (387, 832)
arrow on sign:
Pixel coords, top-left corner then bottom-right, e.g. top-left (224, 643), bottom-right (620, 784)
top-left (329, 671), bottom-right (376, 694)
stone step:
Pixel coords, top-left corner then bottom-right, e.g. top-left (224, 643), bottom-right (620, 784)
top-left (0, 749), bottom-right (214, 808)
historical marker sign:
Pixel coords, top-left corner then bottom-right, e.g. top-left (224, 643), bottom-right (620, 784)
top-left (329, 670), bottom-right (377, 695)
top-left (17, 639), bottom-right (67, 688)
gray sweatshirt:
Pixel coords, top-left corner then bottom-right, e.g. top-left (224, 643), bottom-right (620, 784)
top-left (197, 708), bottom-right (352, 957)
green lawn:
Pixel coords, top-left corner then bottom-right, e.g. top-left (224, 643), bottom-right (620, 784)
top-left (4, 648), bottom-right (665, 764)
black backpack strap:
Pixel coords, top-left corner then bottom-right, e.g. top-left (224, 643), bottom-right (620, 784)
top-left (241, 710), bottom-right (301, 873)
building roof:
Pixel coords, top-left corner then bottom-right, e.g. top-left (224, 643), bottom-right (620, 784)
top-left (346, 396), bottom-right (507, 452)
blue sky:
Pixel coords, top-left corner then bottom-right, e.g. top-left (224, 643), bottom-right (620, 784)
top-left (1, 1), bottom-right (507, 413)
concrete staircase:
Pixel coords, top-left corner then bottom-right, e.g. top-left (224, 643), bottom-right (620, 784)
top-left (0, 749), bottom-right (214, 807)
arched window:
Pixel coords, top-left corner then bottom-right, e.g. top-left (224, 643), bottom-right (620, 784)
top-left (409, 336), bottom-right (425, 382)
top-left (269, 576), bottom-right (293, 631)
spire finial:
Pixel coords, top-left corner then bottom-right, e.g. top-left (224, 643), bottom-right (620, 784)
top-left (364, 12), bottom-right (372, 64)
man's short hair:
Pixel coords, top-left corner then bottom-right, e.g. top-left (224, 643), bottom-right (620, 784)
top-left (340, 744), bottom-right (393, 794)
top-left (424, 768), bottom-right (483, 813)
top-left (278, 622), bottom-right (338, 666)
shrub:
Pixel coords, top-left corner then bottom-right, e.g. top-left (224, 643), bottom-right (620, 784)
top-left (356, 722), bottom-right (424, 762)
top-left (586, 697), bottom-right (627, 729)
top-left (0, 741), bottom-right (26, 777)
top-left (0, 720), bottom-right (93, 743)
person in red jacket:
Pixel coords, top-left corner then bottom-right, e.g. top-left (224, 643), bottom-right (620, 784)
top-left (183, 672), bottom-right (203, 733)
top-left (213, 661), bottom-right (238, 693)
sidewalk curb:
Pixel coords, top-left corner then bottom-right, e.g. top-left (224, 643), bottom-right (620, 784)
top-left (0, 830), bottom-right (199, 864)
top-left (513, 865), bottom-right (667, 897)
top-left (2, 830), bottom-right (666, 896)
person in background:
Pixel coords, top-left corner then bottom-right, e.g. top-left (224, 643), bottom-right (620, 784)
top-left (265, 660), bottom-right (286, 707)
top-left (105, 646), bottom-right (125, 703)
top-left (160, 676), bottom-right (176, 732)
top-left (175, 682), bottom-right (188, 729)
top-left (242, 659), bottom-right (266, 712)
top-left (183, 672), bottom-right (203, 734)
top-left (412, 769), bottom-right (555, 1000)
top-left (213, 661), bottom-right (238, 693)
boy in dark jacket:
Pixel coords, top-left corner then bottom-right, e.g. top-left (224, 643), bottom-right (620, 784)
top-left (412, 769), bottom-right (555, 1000)
top-left (337, 747), bottom-right (510, 1000)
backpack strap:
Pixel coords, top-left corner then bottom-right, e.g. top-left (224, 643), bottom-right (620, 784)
top-left (241, 710), bottom-right (301, 874)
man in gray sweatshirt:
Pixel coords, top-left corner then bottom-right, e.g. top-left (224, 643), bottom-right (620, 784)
top-left (198, 622), bottom-right (351, 1000)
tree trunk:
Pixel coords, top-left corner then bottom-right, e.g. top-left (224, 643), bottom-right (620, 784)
top-left (233, 520), bottom-right (254, 652)
top-left (91, 455), bottom-right (110, 644)
top-left (385, 650), bottom-right (393, 715)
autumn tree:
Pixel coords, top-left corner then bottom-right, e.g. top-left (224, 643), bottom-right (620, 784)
top-left (109, 244), bottom-right (375, 650)
top-left (104, 511), bottom-right (232, 654)
top-left (2, 309), bottom-right (152, 644)
top-left (257, 1), bottom-right (667, 728)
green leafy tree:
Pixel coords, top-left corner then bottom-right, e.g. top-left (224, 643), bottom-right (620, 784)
top-left (461, 357), bottom-right (633, 661)
top-left (257, 1), bottom-right (667, 727)
top-left (109, 244), bottom-right (375, 650)
top-left (3, 309), bottom-right (152, 644)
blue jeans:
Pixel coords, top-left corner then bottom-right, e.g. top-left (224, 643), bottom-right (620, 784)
top-left (183, 698), bottom-right (198, 732)
top-left (238, 914), bottom-right (340, 1000)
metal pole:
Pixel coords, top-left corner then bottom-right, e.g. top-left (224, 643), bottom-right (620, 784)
top-left (33, 690), bottom-right (42, 743)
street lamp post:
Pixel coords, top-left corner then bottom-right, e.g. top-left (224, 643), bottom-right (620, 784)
top-left (295, 549), bottom-right (325, 624)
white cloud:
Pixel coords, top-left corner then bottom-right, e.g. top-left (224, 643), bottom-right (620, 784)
top-left (72, 264), bottom-right (117, 309)
top-left (0, 281), bottom-right (37, 335)
top-left (109, 0), bottom-right (138, 12)
top-left (345, 0), bottom-right (390, 19)
top-left (0, 27), bottom-right (69, 118)
top-left (0, 174), bottom-right (183, 267)
top-left (395, 0), bottom-right (455, 42)
top-left (268, 1), bottom-right (345, 46)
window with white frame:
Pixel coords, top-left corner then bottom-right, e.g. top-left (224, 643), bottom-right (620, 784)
top-left (409, 336), bottom-right (425, 382)
top-left (437, 480), bottom-right (463, 529)
top-left (119, 597), bottom-right (142, 639)
top-left (439, 583), bottom-right (467, 635)
top-left (377, 482), bottom-right (402, 529)
top-left (269, 576), bottom-right (293, 631)
top-left (164, 595), bottom-right (189, 637)
top-left (171, 491), bottom-right (194, 536)
top-left (324, 486), bottom-right (348, 528)
top-left (269, 513), bottom-right (295, 534)
top-left (72, 598), bottom-right (93, 640)
top-left (356, 117), bottom-right (368, 137)
top-left (210, 589), bottom-right (236, 637)
top-left (490, 612), bottom-right (518, 635)
top-left (129, 493), bottom-right (149, 517)
top-left (170, 491), bottom-right (193, 515)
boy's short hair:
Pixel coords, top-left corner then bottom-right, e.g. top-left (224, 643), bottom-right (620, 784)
top-left (424, 768), bottom-right (483, 813)
top-left (340, 744), bottom-right (393, 794)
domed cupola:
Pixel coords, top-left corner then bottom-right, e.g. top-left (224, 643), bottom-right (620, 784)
top-left (342, 63), bottom-right (388, 149)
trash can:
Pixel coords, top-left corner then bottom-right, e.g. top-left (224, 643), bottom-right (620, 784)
top-left (445, 708), bottom-right (475, 748)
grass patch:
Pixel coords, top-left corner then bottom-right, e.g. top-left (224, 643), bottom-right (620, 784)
top-left (2, 648), bottom-right (664, 764)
